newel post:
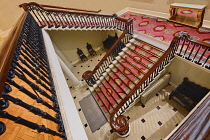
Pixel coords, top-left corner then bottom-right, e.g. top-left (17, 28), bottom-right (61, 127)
top-left (110, 114), bottom-right (130, 137)
top-left (82, 70), bottom-right (96, 87)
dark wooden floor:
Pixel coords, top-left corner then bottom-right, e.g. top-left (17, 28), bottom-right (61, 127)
top-left (0, 69), bottom-right (62, 139)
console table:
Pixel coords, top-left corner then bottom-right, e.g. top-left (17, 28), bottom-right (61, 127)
top-left (168, 3), bottom-right (206, 28)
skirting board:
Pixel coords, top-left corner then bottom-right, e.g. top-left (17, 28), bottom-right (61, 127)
top-left (71, 46), bottom-right (104, 65)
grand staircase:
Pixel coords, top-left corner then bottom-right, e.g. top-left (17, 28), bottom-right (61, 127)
top-left (1, 2), bottom-right (209, 139)
top-left (90, 35), bottom-right (165, 120)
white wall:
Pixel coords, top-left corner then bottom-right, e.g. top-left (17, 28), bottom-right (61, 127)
top-left (167, 56), bottom-right (210, 89)
top-left (48, 30), bottom-right (115, 63)
top-left (0, 0), bottom-right (210, 31)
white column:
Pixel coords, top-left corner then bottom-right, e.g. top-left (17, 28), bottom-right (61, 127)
top-left (57, 55), bottom-right (83, 90)
top-left (53, 42), bottom-right (73, 68)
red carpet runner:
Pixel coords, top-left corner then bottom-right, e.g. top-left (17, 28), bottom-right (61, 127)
top-left (121, 12), bottom-right (210, 44)
top-left (92, 37), bottom-right (165, 120)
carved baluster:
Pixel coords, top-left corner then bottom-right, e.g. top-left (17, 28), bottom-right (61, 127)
top-left (44, 12), bottom-right (54, 28)
top-left (18, 57), bottom-right (51, 87)
top-left (7, 77), bottom-right (58, 112)
top-left (62, 13), bottom-right (72, 28)
top-left (187, 43), bottom-right (196, 60)
top-left (12, 66), bottom-right (55, 101)
top-left (183, 40), bottom-right (191, 57)
top-left (0, 110), bottom-right (66, 138)
top-left (39, 9), bottom-right (52, 27)
top-left (203, 55), bottom-right (210, 69)
top-left (192, 44), bottom-right (202, 62)
top-left (2, 84), bottom-right (60, 124)
top-left (67, 14), bottom-right (78, 28)
top-left (34, 7), bottom-right (47, 27)
top-left (57, 12), bottom-right (67, 28)
top-left (48, 12), bottom-right (60, 28)
top-left (29, 6), bottom-right (46, 28)
top-left (196, 46), bottom-right (208, 65)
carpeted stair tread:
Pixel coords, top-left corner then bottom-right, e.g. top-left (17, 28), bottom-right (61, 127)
top-left (104, 75), bottom-right (128, 98)
top-left (133, 37), bottom-right (165, 53)
top-left (100, 78), bottom-right (123, 103)
top-left (120, 52), bottom-right (149, 73)
top-left (92, 91), bottom-right (111, 118)
top-left (98, 82), bottom-right (118, 108)
top-left (122, 50), bottom-right (151, 69)
top-left (117, 56), bottom-right (145, 75)
top-left (135, 41), bottom-right (164, 57)
top-left (126, 47), bottom-right (155, 65)
top-left (111, 66), bottom-right (135, 89)
top-left (94, 86), bottom-right (114, 113)
top-left (108, 72), bottom-right (130, 93)
top-left (113, 62), bottom-right (140, 84)
top-left (119, 55), bottom-right (145, 75)
top-left (131, 42), bottom-right (161, 58)
top-left (129, 45), bottom-right (159, 62)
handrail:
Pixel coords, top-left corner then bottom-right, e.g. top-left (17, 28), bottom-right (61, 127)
top-left (90, 18), bottom-right (133, 75)
top-left (109, 33), bottom-right (179, 133)
top-left (20, 2), bottom-right (114, 17)
top-left (0, 12), bottom-right (27, 97)
top-left (21, 2), bottom-right (101, 13)
top-left (168, 93), bottom-right (210, 140)
top-left (180, 31), bottom-right (210, 48)
top-left (175, 31), bottom-right (210, 69)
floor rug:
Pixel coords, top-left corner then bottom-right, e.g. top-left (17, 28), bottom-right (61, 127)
top-left (79, 94), bottom-right (108, 133)
top-left (121, 11), bottom-right (210, 44)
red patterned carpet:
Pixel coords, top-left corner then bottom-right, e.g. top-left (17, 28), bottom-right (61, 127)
top-left (121, 12), bottom-right (210, 44)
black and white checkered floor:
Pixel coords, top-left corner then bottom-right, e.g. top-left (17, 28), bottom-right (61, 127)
top-left (68, 49), bottom-right (188, 140)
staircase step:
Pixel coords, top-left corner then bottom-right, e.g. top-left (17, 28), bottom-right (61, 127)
top-left (131, 42), bottom-right (161, 58)
top-left (92, 90), bottom-right (111, 119)
top-left (124, 46), bottom-right (155, 65)
top-left (124, 50), bottom-right (151, 68)
top-left (133, 40), bottom-right (164, 57)
top-left (116, 56), bottom-right (145, 76)
top-left (128, 44), bottom-right (159, 63)
top-left (119, 52), bottom-right (149, 73)
top-left (110, 65), bottom-right (135, 89)
top-left (106, 71), bottom-right (131, 94)
top-left (113, 60), bottom-right (141, 84)
top-left (104, 74), bottom-right (127, 99)
top-left (93, 85), bottom-right (114, 114)
top-left (133, 33), bottom-right (168, 51)
top-left (100, 76), bottom-right (123, 103)
top-left (98, 81), bottom-right (118, 108)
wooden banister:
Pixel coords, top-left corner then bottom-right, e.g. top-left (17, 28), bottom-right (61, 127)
top-left (0, 12), bottom-right (27, 97)
top-left (20, 2), bottom-right (115, 17)
top-left (20, 2), bottom-right (101, 13)
top-left (82, 18), bottom-right (133, 81)
top-left (186, 37), bottom-right (210, 49)
top-left (168, 93), bottom-right (210, 140)
top-left (109, 33), bottom-right (179, 133)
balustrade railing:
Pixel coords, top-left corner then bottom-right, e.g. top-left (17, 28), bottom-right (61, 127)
top-left (83, 31), bottom-right (208, 136)
top-left (0, 12), bottom-right (66, 138)
top-left (108, 32), bottom-right (179, 136)
top-left (0, 1), bottom-right (209, 138)
top-left (82, 28), bottom-right (133, 86)
top-left (175, 32), bottom-right (210, 70)
top-left (19, 2), bottom-right (133, 33)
